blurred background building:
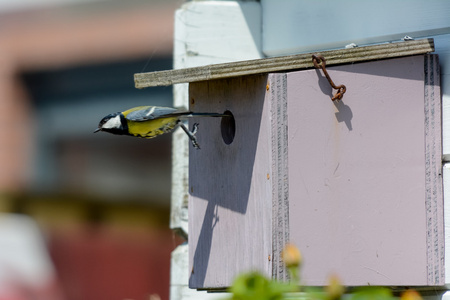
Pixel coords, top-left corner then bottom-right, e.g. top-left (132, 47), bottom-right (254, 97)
top-left (0, 0), bottom-right (182, 299)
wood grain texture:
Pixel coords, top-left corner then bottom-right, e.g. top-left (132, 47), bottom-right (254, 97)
top-left (424, 54), bottom-right (444, 285)
top-left (268, 73), bottom-right (290, 281)
top-left (135, 39), bottom-right (434, 88)
top-left (188, 75), bottom-right (273, 289)
top-left (286, 55), bottom-right (443, 286)
top-left (444, 163), bottom-right (450, 284)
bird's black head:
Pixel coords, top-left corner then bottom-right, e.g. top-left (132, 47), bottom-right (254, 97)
top-left (94, 112), bottom-right (128, 135)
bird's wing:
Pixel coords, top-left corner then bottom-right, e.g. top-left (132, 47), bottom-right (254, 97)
top-left (124, 106), bottom-right (188, 121)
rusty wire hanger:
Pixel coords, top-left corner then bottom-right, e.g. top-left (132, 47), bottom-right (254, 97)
top-left (312, 54), bottom-right (347, 101)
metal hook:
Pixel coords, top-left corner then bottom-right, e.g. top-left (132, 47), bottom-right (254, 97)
top-left (312, 54), bottom-right (347, 101)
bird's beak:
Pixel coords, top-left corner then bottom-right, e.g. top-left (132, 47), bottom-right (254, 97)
top-left (94, 128), bottom-right (101, 133)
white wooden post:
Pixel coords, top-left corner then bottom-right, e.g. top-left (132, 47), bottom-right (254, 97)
top-left (170, 1), bottom-right (262, 299)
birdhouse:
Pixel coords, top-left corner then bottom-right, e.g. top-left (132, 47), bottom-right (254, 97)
top-left (135, 39), bottom-right (444, 289)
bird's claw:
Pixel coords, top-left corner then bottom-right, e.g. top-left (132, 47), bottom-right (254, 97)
top-left (179, 122), bottom-right (201, 149)
top-left (190, 123), bottom-right (200, 149)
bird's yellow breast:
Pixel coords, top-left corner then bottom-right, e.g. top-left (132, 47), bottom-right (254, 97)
top-left (126, 117), bottom-right (179, 139)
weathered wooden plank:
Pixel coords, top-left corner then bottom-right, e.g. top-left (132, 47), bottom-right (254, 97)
top-left (424, 54), bottom-right (444, 285)
top-left (135, 39), bottom-right (434, 88)
top-left (269, 73), bottom-right (290, 282)
top-left (188, 75), bottom-right (273, 289)
top-left (444, 163), bottom-right (450, 284)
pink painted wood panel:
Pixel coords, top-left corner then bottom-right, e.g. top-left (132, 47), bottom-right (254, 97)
top-left (188, 75), bottom-right (274, 289)
top-left (287, 55), bottom-right (443, 286)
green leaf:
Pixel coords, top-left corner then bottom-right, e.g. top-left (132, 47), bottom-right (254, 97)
top-left (228, 272), bottom-right (297, 300)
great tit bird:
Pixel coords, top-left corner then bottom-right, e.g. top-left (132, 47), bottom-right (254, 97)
top-left (94, 106), bottom-right (227, 149)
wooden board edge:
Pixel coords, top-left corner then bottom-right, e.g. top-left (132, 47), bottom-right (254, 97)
top-left (135, 39), bottom-right (434, 88)
top-left (424, 54), bottom-right (445, 285)
top-left (268, 73), bottom-right (290, 281)
top-left (444, 163), bottom-right (450, 284)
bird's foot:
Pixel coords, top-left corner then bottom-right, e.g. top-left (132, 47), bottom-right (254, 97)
top-left (179, 122), bottom-right (201, 149)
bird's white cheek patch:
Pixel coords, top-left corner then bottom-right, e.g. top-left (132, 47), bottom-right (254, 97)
top-left (103, 115), bottom-right (122, 129)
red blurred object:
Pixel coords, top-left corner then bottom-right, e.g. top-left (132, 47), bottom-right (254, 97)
top-left (48, 226), bottom-right (178, 300)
